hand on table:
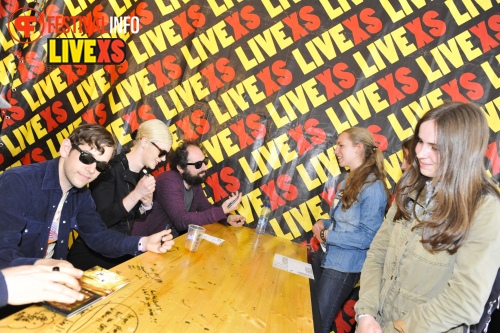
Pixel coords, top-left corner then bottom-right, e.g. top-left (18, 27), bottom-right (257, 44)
top-left (3, 265), bottom-right (84, 305)
top-left (227, 214), bottom-right (246, 227)
top-left (145, 228), bottom-right (174, 253)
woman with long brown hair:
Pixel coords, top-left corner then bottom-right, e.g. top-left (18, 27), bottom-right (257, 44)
top-left (355, 101), bottom-right (500, 332)
top-left (312, 127), bottom-right (390, 333)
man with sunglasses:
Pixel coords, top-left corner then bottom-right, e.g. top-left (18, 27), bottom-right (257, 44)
top-left (68, 120), bottom-right (172, 271)
top-left (132, 141), bottom-right (245, 238)
top-left (0, 124), bottom-right (174, 270)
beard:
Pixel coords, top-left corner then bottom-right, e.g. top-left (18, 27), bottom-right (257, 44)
top-left (182, 170), bottom-right (206, 186)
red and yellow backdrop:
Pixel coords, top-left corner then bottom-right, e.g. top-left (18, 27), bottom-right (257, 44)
top-left (1, 0), bottom-right (500, 244)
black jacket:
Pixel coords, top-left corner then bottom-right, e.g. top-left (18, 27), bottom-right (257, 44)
top-left (89, 152), bottom-right (145, 235)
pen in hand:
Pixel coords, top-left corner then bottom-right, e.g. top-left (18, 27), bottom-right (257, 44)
top-left (161, 224), bottom-right (171, 246)
top-left (227, 197), bottom-right (238, 209)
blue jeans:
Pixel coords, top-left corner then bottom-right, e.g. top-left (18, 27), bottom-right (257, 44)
top-left (316, 267), bottom-right (360, 333)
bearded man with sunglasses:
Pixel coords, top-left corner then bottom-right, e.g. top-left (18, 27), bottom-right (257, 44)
top-left (132, 141), bottom-right (245, 238)
top-left (0, 124), bottom-right (174, 270)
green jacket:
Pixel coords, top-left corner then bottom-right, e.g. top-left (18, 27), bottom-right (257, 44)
top-left (355, 192), bottom-right (500, 333)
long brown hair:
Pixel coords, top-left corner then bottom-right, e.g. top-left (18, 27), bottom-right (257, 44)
top-left (340, 127), bottom-right (390, 210)
top-left (394, 101), bottom-right (500, 254)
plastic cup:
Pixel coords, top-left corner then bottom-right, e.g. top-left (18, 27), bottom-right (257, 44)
top-left (185, 224), bottom-right (206, 252)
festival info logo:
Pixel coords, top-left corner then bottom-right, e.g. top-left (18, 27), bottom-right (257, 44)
top-left (8, 7), bottom-right (130, 64)
top-left (7, 6), bottom-right (45, 44)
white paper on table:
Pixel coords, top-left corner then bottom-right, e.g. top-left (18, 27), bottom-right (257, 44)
top-left (202, 234), bottom-right (225, 245)
top-left (272, 253), bottom-right (315, 279)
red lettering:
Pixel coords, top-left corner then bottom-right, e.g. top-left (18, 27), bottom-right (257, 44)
top-left (343, 13), bottom-right (370, 45)
top-left (404, 17), bottom-right (434, 48)
top-left (17, 51), bottom-right (45, 83)
top-left (82, 103), bottom-right (107, 125)
top-left (200, 63), bottom-right (224, 92)
top-left (191, 110), bottom-right (210, 134)
top-left (31, 148), bottom-right (46, 163)
top-left (225, 10), bottom-right (249, 40)
top-left (469, 21), bottom-right (499, 53)
top-left (316, 68), bottom-right (343, 100)
top-left (216, 58), bottom-right (235, 83)
top-left (367, 125), bottom-right (388, 151)
top-left (230, 119), bottom-right (254, 149)
top-left (288, 125), bottom-right (314, 155)
top-left (96, 39), bottom-right (111, 63)
top-left (333, 62), bottom-right (355, 89)
top-left (395, 67), bottom-right (418, 95)
top-left (52, 100), bottom-right (67, 123)
top-left (163, 55), bottom-right (182, 80)
top-left (60, 64), bottom-right (87, 85)
top-left (0, 0), bottom-right (19, 19)
top-left (220, 167), bottom-right (240, 192)
top-left (489, 15), bottom-right (500, 40)
top-left (300, 6), bottom-right (320, 31)
top-left (441, 79), bottom-right (469, 103)
top-left (173, 11), bottom-right (195, 38)
top-left (276, 174), bottom-right (298, 201)
top-left (272, 60), bottom-right (292, 85)
top-left (188, 5), bottom-right (205, 28)
top-left (360, 8), bottom-right (382, 34)
top-left (256, 66), bottom-right (280, 97)
top-left (460, 73), bottom-right (484, 100)
top-left (377, 73), bottom-right (405, 105)
top-left (104, 61), bottom-right (128, 85)
top-left (138, 104), bottom-right (155, 121)
top-left (422, 10), bottom-right (446, 37)
top-left (129, 2), bottom-right (154, 29)
top-left (110, 39), bottom-right (126, 63)
top-left (175, 115), bottom-right (198, 140)
top-left (240, 5), bottom-right (260, 29)
top-left (147, 60), bottom-right (172, 88)
top-left (122, 111), bottom-right (140, 133)
top-left (0, 90), bottom-right (24, 129)
top-left (305, 118), bottom-right (326, 145)
top-left (260, 180), bottom-right (286, 210)
top-left (205, 172), bottom-right (228, 202)
top-left (485, 141), bottom-right (500, 176)
top-left (245, 113), bottom-right (266, 139)
top-left (283, 12), bottom-right (308, 41)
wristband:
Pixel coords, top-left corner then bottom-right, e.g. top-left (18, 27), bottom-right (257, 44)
top-left (355, 314), bottom-right (373, 323)
top-left (138, 237), bottom-right (146, 252)
top-left (320, 228), bottom-right (326, 243)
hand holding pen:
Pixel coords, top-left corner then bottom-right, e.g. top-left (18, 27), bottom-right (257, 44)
top-left (223, 192), bottom-right (242, 214)
top-left (161, 225), bottom-right (171, 246)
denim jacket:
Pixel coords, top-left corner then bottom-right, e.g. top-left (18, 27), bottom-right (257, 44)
top-left (321, 176), bottom-right (387, 272)
top-left (0, 158), bottom-right (141, 269)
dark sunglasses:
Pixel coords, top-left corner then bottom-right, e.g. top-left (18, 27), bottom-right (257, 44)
top-left (72, 144), bottom-right (111, 173)
top-left (187, 157), bottom-right (208, 169)
top-left (150, 141), bottom-right (168, 158)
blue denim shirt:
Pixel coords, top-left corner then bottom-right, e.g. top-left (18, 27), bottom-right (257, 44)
top-left (0, 158), bottom-right (142, 269)
top-left (322, 177), bottom-right (387, 272)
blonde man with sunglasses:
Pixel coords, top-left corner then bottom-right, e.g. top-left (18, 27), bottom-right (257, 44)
top-left (68, 120), bottom-right (173, 270)
top-left (132, 141), bottom-right (245, 238)
top-left (0, 124), bottom-right (174, 271)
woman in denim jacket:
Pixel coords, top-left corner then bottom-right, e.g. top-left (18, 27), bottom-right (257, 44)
top-left (312, 127), bottom-right (390, 333)
top-left (355, 102), bottom-right (500, 332)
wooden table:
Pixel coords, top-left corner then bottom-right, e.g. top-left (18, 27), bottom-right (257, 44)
top-left (0, 223), bottom-right (313, 332)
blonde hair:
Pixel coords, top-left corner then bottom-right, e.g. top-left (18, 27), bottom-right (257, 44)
top-left (135, 119), bottom-right (172, 146)
top-left (340, 127), bottom-right (390, 210)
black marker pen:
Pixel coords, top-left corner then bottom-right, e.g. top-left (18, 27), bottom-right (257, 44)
top-left (227, 197), bottom-right (238, 209)
top-left (161, 224), bottom-right (171, 246)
